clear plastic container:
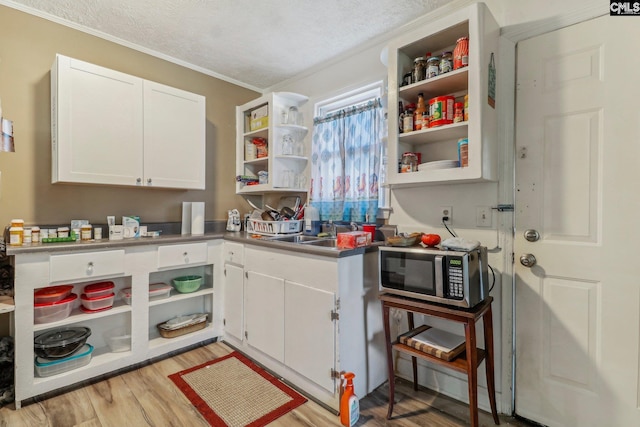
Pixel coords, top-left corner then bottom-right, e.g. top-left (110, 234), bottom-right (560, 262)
top-left (34, 293), bottom-right (78, 324)
top-left (103, 327), bottom-right (131, 353)
top-left (83, 281), bottom-right (115, 299)
top-left (120, 288), bottom-right (133, 305)
top-left (35, 344), bottom-right (93, 377)
top-left (149, 283), bottom-right (172, 301)
top-left (80, 292), bottom-right (115, 311)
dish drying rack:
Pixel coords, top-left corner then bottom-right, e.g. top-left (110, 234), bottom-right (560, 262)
top-left (246, 219), bottom-right (303, 236)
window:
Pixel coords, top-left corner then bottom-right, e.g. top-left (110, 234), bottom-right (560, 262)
top-left (309, 81), bottom-right (387, 223)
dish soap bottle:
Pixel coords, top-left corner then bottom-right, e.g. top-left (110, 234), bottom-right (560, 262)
top-left (340, 372), bottom-right (359, 427)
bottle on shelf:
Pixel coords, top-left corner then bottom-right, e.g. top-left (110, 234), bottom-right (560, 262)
top-left (398, 101), bottom-right (404, 134)
top-left (402, 103), bottom-right (415, 134)
top-left (413, 93), bottom-right (427, 131)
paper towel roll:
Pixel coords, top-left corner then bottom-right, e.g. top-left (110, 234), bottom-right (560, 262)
top-left (191, 202), bottom-right (205, 235)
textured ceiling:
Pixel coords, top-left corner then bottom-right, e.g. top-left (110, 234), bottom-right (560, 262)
top-left (4, 0), bottom-right (453, 91)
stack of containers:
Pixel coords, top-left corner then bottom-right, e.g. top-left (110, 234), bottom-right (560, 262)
top-left (34, 327), bottom-right (93, 377)
top-left (34, 285), bottom-right (77, 324)
top-left (80, 281), bottom-right (115, 313)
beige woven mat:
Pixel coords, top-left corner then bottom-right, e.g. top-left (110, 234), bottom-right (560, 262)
top-left (180, 356), bottom-right (294, 427)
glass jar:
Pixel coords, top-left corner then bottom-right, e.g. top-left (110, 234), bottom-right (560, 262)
top-left (426, 56), bottom-right (440, 79)
top-left (412, 57), bottom-right (426, 83)
top-left (81, 224), bottom-right (93, 241)
top-left (440, 51), bottom-right (453, 74)
top-left (402, 104), bottom-right (415, 133)
top-left (401, 152), bottom-right (418, 173)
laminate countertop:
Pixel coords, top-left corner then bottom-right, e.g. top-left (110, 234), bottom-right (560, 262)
top-left (6, 231), bottom-right (379, 258)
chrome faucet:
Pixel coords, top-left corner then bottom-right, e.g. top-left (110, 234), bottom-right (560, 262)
top-left (326, 221), bottom-right (337, 237)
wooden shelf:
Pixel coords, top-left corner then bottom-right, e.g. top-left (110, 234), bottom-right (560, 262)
top-left (393, 341), bottom-right (486, 374)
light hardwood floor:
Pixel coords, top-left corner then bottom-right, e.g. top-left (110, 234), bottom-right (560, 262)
top-left (0, 341), bottom-right (535, 426)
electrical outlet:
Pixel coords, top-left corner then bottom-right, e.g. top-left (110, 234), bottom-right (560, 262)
top-left (440, 206), bottom-right (452, 222)
top-left (476, 206), bottom-right (492, 227)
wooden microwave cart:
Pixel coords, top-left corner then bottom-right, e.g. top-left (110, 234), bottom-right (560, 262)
top-left (380, 293), bottom-right (499, 427)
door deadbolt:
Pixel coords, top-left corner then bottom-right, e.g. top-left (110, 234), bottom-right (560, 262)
top-left (524, 229), bottom-right (540, 242)
top-left (520, 254), bottom-right (537, 268)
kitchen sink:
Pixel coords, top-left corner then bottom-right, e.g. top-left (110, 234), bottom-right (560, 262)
top-left (301, 238), bottom-right (338, 248)
top-left (266, 235), bottom-right (323, 243)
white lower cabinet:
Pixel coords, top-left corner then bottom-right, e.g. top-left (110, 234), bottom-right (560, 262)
top-left (284, 280), bottom-right (336, 393)
top-left (11, 240), bottom-right (222, 408)
top-left (223, 263), bottom-right (244, 341)
top-left (245, 271), bottom-right (285, 362)
top-left (223, 242), bottom-right (244, 342)
top-left (228, 245), bottom-right (384, 412)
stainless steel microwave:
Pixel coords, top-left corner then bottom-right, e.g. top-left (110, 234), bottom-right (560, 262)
top-left (378, 245), bottom-right (489, 308)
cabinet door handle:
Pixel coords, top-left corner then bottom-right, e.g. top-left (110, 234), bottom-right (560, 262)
top-left (136, 177), bottom-right (142, 184)
top-left (147, 178), bottom-right (152, 184)
top-left (87, 261), bottom-right (94, 275)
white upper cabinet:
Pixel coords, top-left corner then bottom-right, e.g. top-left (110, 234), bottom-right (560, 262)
top-left (235, 92), bottom-right (309, 194)
top-left (386, 3), bottom-right (499, 186)
top-left (51, 54), bottom-right (206, 189)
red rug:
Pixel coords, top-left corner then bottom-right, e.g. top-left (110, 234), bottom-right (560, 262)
top-left (169, 351), bottom-right (307, 427)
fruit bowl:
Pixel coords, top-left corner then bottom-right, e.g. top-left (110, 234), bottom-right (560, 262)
top-left (172, 275), bottom-right (203, 293)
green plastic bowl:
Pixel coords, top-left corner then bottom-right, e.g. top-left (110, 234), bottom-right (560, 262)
top-left (172, 275), bottom-right (202, 293)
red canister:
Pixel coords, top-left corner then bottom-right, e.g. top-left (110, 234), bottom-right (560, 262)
top-left (428, 96), bottom-right (455, 128)
top-left (453, 37), bottom-right (469, 70)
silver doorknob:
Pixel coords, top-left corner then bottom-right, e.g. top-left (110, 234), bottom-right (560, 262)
top-left (520, 254), bottom-right (537, 268)
top-left (524, 229), bottom-right (540, 242)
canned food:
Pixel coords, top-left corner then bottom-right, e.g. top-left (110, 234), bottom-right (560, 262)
top-left (428, 96), bottom-right (455, 128)
top-left (458, 138), bottom-right (469, 167)
top-left (453, 102), bottom-right (464, 123)
top-left (453, 37), bottom-right (469, 70)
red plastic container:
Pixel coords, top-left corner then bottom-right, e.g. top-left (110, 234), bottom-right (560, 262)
top-left (34, 285), bottom-right (74, 304)
top-left (80, 292), bottom-right (115, 311)
top-left (83, 281), bottom-right (115, 299)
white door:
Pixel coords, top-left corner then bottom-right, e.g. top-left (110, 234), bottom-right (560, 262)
top-left (244, 271), bottom-right (285, 362)
top-left (223, 263), bottom-right (244, 341)
top-left (515, 15), bottom-right (640, 427)
top-left (284, 280), bottom-right (336, 392)
top-left (143, 81), bottom-right (206, 189)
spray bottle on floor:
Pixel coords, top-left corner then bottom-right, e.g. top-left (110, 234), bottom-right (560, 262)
top-left (340, 372), bottom-right (359, 426)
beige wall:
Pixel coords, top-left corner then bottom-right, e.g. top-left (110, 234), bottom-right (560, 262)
top-left (0, 5), bottom-right (259, 227)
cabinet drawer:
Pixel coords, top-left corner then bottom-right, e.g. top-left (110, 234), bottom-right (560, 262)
top-left (157, 242), bottom-right (207, 268)
top-left (224, 242), bottom-right (244, 265)
top-left (50, 250), bottom-right (125, 283)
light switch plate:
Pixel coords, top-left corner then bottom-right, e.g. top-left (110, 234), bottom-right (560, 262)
top-left (476, 206), bottom-right (492, 227)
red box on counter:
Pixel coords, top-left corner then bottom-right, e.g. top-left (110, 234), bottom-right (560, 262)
top-left (337, 231), bottom-right (371, 249)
